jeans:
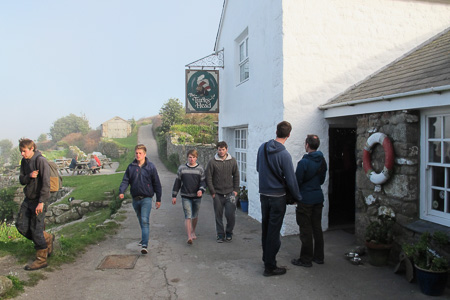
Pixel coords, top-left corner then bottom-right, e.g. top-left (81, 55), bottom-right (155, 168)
top-left (182, 197), bottom-right (201, 219)
top-left (260, 194), bottom-right (287, 270)
top-left (16, 198), bottom-right (47, 250)
top-left (213, 193), bottom-right (236, 237)
top-left (296, 202), bottom-right (324, 263)
top-left (132, 197), bottom-right (152, 247)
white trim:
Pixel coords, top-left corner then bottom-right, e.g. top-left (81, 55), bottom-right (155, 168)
top-left (323, 90), bottom-right (450, 119)
top-left (420, 107), bottom-right (450, 227)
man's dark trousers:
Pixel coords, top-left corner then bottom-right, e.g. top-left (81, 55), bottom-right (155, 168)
top-left (260, 194), bottom-right (286, 270)
top-left (296, 202), bottom-right (324, 263)
top-left (16, 198), bottom-right (47, 250)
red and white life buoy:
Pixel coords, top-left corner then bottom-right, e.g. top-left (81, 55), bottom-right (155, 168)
top-left (363, 132), bottom-right (394, 185)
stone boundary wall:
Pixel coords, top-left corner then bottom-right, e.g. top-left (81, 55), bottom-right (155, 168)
top-left (355, 110), bottom-right (420, 255)
top-left (166, 136), bottom-right (216, 170)
top-left (45, 199), bottom-right (112, 225)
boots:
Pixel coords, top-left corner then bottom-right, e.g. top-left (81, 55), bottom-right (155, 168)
top-left (44, 231), bottom-right (55, 257)
top-left (24, 249), bottom-right (48, 271)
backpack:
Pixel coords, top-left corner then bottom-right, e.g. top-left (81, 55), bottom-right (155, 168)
top-left (47, 160), bottom-right (63, 192)
top-left (35, 155), bottom-right (63, 192)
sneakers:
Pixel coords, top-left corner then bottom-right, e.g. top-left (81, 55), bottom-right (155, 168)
top-left (263, 267), bottom-right (287, 277)
top-left (291, 258), bottom-right (312, 267)
top-left (141, 247), bottom-right (148, 254)
top-left (216, 235), bottom-right (224, 243)
top-left (312, 257), bottom-right (324, 264)
top-left (138, 240), bottom-right (142, 246)
top-left (225, 233), bottom-right (232, 242)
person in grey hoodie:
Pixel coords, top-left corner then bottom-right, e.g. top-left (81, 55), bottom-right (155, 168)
top-left (256, 121), bottom-right (301, 277)
top-left (205, 141), bottom-right (239, 243)
top-left (291, 134), bottom-right (327, 268)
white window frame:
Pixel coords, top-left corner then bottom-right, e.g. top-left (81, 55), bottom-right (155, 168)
top-left (420, 108), bottom-right (450, 227)
top-left (234, 128), bottom-right (248, 186)
top-left (236, 28), bottom-right (249, 85)
top-left (239, 37), bottom-right (249, 83)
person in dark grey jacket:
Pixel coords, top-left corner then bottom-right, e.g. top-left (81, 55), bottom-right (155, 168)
top-left (119, 144), bottom-right (162, 254)
top-left (256, 121), bottom-right (301, 277)
top-left (205, 141), bottom-right (239, 243)
top-left (291, 134), bottom-right (327, 268)
top-left (17, 138), bottom-right (54, 271)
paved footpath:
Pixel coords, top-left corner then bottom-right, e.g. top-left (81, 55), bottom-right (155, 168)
top-left (16, 125), bottom-right (448, 299)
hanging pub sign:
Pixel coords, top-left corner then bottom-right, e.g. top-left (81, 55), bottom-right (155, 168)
top-left (185, 69), bottom-right (219, 113)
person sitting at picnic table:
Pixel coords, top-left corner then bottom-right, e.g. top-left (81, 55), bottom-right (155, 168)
top-left (88, 155), bottom-right (99, 174)
top-left (94, 155), bottom-right (102, 167)
top-left (69, 155), bottom-right (78, 170)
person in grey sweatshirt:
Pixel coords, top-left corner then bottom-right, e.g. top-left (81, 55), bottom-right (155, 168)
top-left (205, 141), bottom-right (240, 243)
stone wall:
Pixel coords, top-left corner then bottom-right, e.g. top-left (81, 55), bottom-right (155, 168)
top-left (166, 136), bottom-right (216, 170)
top-left (45, 199), bottom-right (112, 225)
top-left (355, 110), bottom-right (420, 253)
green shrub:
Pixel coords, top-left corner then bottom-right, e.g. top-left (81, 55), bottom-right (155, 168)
top-left (98, 140), bottom-right (120, 158)
top-left (0, 188), bottom-right (18, 222)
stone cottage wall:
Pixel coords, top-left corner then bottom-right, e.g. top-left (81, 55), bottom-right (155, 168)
top-left (355, 110), bottom-right (420, 251)
top-left (166, 136), bottom-right (216, 170)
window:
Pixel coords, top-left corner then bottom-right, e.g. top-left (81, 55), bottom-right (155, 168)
top-left (235, 128), bottom-right (247, 185)
top-left (422, 111), bottom-right (450, 226)
top-left (238, 35), bottom-right (249, 83)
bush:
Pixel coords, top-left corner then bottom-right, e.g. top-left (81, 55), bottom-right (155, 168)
top-left (98, 140), bottom-right (120, 158)
top-left (0, 187), bottom-right (19, 222)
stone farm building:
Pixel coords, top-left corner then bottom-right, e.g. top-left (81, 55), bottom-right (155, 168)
top-left (206, 0), bottom-right (450, 238)
top-left (101, 116), bottom-right (131, 139)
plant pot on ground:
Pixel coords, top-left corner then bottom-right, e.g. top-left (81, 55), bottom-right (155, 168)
top-left (403, 231), bottom-right (449, 296)
top-left (238, 186), bottom-right (248, 213)
top-left (365, 208), bottom-right (395, 267)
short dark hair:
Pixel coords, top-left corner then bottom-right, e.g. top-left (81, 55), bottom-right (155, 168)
top-left (306, 134), bottom-right (320, 150)
top-left (19, 138), bottom-right (36, 151)
top-left (276, 121), bottom-right (292, 138)
top-left (217, 141), bottom-right (228, 149)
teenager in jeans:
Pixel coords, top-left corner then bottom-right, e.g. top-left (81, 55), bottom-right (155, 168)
top-left (256, 121), bottom-right (301, 277)
top-left (119, 144), bottom-right (162, 254)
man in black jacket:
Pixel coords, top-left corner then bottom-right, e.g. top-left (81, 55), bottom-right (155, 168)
top-left (17, 138), bottom-right (54, 270)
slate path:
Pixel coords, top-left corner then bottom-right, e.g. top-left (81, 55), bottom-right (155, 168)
top-left (15, 125), bottom-right (448, 299)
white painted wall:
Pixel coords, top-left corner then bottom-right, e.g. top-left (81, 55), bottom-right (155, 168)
top-left (215, 0), bottom-right (450, 234)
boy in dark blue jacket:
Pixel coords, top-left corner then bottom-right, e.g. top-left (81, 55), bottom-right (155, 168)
top-left (119, 144), bottom-right (162, 254)
top-left (291, 135), bottom-right (327, 268)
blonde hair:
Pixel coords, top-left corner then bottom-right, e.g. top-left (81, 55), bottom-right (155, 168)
top-left (135, 144), bottom-right (147, 153)
top-left (187, 149), bottom-right (198, 158)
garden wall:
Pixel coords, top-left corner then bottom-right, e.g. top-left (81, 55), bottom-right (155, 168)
top-left (166, 136), bottom-right (216, 170)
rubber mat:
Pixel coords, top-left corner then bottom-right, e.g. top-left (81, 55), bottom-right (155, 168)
top-left (97, 255), bottom-right (139, 270)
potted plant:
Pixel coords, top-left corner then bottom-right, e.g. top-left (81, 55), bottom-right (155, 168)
top-left (238, 186), bottom-right (248, 213)
top-left (365, 206), bottom-right (395, 266)
top-left (403, 231), bottom-right (449, 296)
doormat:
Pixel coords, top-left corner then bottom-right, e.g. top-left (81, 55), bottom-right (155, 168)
top-left (97, 255), bottom-right (139, 270)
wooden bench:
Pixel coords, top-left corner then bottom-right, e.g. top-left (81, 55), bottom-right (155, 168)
top-left (100, 158), bottom-right (113, 168)
top-left (86, 166), bottom-right (101, 175)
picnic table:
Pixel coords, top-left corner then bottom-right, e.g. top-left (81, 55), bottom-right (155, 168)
top-left (55, 159), bottom-right (72, 175)
top-left (100, 157), bottom-right (113, 168)
top-left (71, 161), bottom-right (101, 176)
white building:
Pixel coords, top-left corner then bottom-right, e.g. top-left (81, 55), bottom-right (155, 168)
top-left (101, 116), bottom-right (131, 139)
top-left (212, 0), bottom-right (450, 235)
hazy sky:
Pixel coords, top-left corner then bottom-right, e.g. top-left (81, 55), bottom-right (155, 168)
top-left (0, 0), bottom-right (223, 145)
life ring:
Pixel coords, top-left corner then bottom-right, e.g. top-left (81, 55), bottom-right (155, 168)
top-left (363, 132), bottom-right (394, 185)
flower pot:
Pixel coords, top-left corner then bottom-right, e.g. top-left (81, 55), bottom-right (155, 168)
top-left (365, 241), bottom-right (392, 267)
top-left (240, 200), bottom-right (248, 213)
top-left (415, 265), bottom-right (448, 296)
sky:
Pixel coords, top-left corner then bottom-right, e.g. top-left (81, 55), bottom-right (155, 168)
top-left (0, 0), bottom-right (224, 145)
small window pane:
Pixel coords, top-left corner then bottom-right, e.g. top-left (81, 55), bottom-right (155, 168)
top-left (432, 166), bottom-right (445, 187)
top-left (444, 142), bottom-right (450, 163)
top-left (240, 61), bottom-right (249, 82)
top-left (240, 43), bottom-right (245, 62)
top-left (246, 38), bottom-right (249, 57)
top-left (429, 117), bottom-right (440, 139)
top-left (429, 142), bottom-right (441, 163)
top-left (431, 189), bottom-right (444, 212)
top-left (445, 116), bottom-right (450, 139)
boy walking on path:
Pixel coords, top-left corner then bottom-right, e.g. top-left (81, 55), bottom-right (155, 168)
top-left (205, 141), bottom-right (240, 243)
top-left (256, 121), bottom-right (301, 277)
top-left (119, 144), bottom-right (162, 254)
top-left (17, 138), bottom-right (55, 270)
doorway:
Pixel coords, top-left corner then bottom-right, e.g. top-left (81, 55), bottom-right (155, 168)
top-left (328, 128), bottom-right (356, 229)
